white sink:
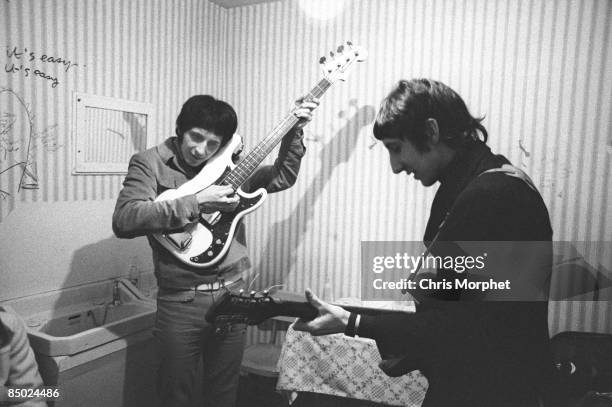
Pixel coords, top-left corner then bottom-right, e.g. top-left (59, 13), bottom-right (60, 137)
top-left (2, 279), bottom-right (156, 356)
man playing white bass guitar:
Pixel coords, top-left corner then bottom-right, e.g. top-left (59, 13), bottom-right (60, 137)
top-left (112, 94), bottom-right (317, 406)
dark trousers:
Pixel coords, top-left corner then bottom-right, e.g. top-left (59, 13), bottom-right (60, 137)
top-left (154, 281), bottom-right (247, 407)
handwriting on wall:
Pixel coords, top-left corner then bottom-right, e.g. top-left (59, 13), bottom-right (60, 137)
top-left (0, 87), bottom-right (63, 199)
top-left (4, 46), bottom-right (81, 88)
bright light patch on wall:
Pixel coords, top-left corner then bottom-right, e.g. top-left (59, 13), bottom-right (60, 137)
top-left (298, 0), bottom-right (347, 21)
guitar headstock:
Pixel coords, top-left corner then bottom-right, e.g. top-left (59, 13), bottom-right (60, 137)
top-left (320, 41), bottom-right (368, 83)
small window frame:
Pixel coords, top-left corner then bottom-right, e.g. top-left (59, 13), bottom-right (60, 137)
top-left (73, 92), bottom-right (153, 175)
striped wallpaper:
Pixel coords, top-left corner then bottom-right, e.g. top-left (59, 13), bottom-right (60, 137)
top-left (1, 0), bottom-right (610, 338)
top-left (0, 0), bottom-right (228, 218)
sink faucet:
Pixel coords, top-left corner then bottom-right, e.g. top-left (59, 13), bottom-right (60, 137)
top-left (112, 280), bottom-right (121, 306)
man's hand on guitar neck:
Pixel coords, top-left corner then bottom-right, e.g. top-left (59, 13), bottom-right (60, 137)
top-left (292, 97), bottom-right (320, 130)
top-left (293, 289), bottom-right (351, 336)
top-left (196, 185), bottom-right (240, 214)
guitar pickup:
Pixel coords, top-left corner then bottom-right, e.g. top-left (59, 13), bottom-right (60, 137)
top-left (164, 231), bottom-right (193, 251)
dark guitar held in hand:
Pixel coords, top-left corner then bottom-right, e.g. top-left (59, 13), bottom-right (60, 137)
top-left (205, 289), bottom-right (408, 326)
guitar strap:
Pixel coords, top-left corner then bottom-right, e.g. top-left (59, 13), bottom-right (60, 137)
top-left (478, 163), bottom-right (537, 192)
top-left (405, 164), bottom-right (539, 288)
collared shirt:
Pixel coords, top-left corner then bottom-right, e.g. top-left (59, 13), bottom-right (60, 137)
top-left (113, 130), bottom-right (305, 289)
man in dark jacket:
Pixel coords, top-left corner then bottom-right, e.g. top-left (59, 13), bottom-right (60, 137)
top-left (294, 79), bottom-right (553, 407)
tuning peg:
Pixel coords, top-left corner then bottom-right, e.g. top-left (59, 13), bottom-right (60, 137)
top-left (319, 56), bottom-right (326, 64)
top-left (337, 45), bottom-right (345, 53)
top-left (262, 290), bottom-right (269, 297)
top-left (329, 51), bottom-right (335, 57)
top-left (239, 289), bottom-right (245, 296)
top-left (250, 290), bottom-right (256, 298)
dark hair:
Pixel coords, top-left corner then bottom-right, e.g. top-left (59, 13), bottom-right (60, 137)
top-left (0, 318), bottom-right (11, 347)
top-left (373, 79), bottom-right (488, 151)
top-left (175, 95), bottom-right (237, 146)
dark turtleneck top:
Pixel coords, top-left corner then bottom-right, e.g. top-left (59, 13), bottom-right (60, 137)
top-left (425, 140), bottom-right (551, 243)
top-left (358, 141), bottom-right (554, 407)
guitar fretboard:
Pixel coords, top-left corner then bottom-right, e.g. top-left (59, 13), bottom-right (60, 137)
top-left (220, 78), bottom-right (333, 190)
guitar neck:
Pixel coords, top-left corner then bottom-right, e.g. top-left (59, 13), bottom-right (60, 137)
top-left (281, 302), bottom-right (397, 320)
top-left (220, 78), bottom-right (333, 190)
top-left (205, 289), bottom-right (412, 326)
top-left (272, 295), bottom-right (409, 321)
top-left (275, 300), bottom-right (319, 320)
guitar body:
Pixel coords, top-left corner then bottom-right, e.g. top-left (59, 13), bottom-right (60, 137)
top-left (152, 134), bottom-right (268, 268)
top-left (149, 42), bottom-right (367, 268)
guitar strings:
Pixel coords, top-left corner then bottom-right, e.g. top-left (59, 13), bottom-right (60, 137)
top-left (246, 272), bottom-right (260, 293)
top-left (263, 284), bottom-right (284, 294)
top-left (221, 78), bottom-right (332, 190)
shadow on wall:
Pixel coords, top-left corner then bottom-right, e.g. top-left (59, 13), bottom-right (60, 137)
top-left (68, 235), bottom-right (151, 288)
top-left (122, 110), bottom-right (147, 153)
top-left (254, 101), bottom-right (376, 290)
top-left (549, 242), bottom-right (612, 301)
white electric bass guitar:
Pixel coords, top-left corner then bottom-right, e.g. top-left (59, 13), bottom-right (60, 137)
top-left (152, 42), bottom-right (367, 268)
